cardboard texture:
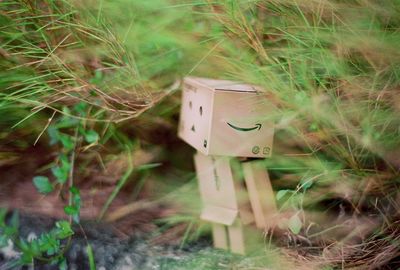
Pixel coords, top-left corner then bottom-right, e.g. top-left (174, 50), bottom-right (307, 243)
top-left (194, 153), bottom-right (239, 225)
top-left (226, 220), bottom-right (266, 255)
top-left (230, 158), bottom-right (255, 226)
top-left (181, 77), bottom-right (277, 255)
top-left (243, 160), bottom-right (277, 229)
top-left (194, 152), bottom-right (262, 254)
top-left (228, 219), bottom-right (245, 254)
top-left (178, 76), bottom-right (274, 158)
top-left (212, 224), bottom-right (228, 249)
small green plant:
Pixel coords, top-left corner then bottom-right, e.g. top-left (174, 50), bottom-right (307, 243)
top-left (275, 166), bottom-right (320, 234)
top-left (0, 102), bottom-right (99, 268)
top-left (276, 188), bottom-right (306, 235)
top-left (0, 209), bottom-right (73, 268)
top-left (34, 101), bottom-right (99, 221)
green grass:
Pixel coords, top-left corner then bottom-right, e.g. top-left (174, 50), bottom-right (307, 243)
top-left (1, 0), bottom-right (400, 269)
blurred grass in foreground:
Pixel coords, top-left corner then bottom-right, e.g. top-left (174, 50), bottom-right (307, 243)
top-left (1, 0), bottom-right (400, 269)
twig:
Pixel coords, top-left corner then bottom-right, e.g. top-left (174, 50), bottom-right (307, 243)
top-left (68, 126), bottom-right (79, 224)
top-left (34, 110), bottom-right (56, 146)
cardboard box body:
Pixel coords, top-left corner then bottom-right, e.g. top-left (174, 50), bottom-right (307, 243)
top-left (194, 152), bottom-right (241, 226)
top-left (194, 152), bottom-right (271, 254)
top-left (178, 77), bottom-right (274, 158)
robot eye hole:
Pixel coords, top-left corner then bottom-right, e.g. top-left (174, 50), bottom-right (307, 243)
top-left (199, 106), bottom-right (203, 116)
top-left (189, 101), bottom-right (192, 109)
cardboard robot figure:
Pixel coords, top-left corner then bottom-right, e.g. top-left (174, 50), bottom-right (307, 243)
top-left (178, 77), bottom-right (276, 254)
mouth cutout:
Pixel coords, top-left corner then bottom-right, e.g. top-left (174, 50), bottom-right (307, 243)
top-left (227, 122), bottom-right (262, 132)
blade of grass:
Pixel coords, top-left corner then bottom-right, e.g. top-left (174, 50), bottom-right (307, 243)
top-left (86, 244), bottom-right (96, 270)
top-left (97, 150), bottom-right (134, 220)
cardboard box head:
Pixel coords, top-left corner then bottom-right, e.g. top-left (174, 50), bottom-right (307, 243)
top-left (178, 77), bottom-right (274, 158)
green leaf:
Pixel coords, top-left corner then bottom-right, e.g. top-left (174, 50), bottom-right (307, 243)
top-left (84, 130), bottom-right (99, 143)
top-left (33, 176), bottom-right (54, 194)
top-left (38, 233), bottom-right (60, 256)
top-left (29, 240), bottom-right (40, 256)
top-left (55, 220), bottom-right (74, 239)
top-left (0, 235), bottom-right (8, 248)
top-left (19, 238), bottom-right (29, 251)
top-left (69, 186), bottom-right (79, 195)
top-left (0, 208), bottom-right (7, 227)
top-left (89, 69), bottom-right (103, 85)
top-left (59, 258), bottom-right (68, 270)
top-left (20, 252), bottom-right (34, 264)
top-left (73, 101), bottom-right (88, 116)
top-left (69, 187), bottom-right (81, 208)
top-left (48, 126), bottom-right (60, 145)
top-left (55, 118), bottom-right (79, 129)
top-left (10, 211), bottom-right (19, 230)
top-left (64, 205), bottom-right (78, 215)
top-left (137, 163), bottom-right (162, 171)
top-left (72, 214), bottom-right (80, 224)
top-left (4, 226), bottom-right (17, 236)
top-left (288, 214), bottom-right (303, 234)
top-left (62, 106), bottom-right (71, 116)
top-left (64, 201), bottom-right (80, 223)
top-left (300, 178), bottom-right (313, 191)
top-left (276, 189), bottom-right (292, 201)
top-left (51, 166), bottom-right (68, 184)
top-left (59, 134), bottom-right (74, 150)
top-left (59, 154), bottom-right (71, 172)
top-left (59, 153), bottom-right (69, 164)
top-left (309, 122), bottom-right (319, 132)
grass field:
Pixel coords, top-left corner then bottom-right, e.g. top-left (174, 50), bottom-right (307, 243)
top-left (1, 0), bottom-right (400, 269)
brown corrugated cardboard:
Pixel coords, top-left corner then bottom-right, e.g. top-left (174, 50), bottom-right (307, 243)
top-left (243, 160), bottom-right (277, 229)
top-left (182, 77), bottom-right (277, 255)
top-left (212, 224), bottom-right (228, 249)
top-left (178, 77), bottom-right (274, 158)
top-left (194, 152), bottom-right (263, 254)
top-left (194, 153), bottom-right (239, 220)
top-left (228, 219), bottom-right (245, 254)
top-left (201, 205), bottom-right (237, 225)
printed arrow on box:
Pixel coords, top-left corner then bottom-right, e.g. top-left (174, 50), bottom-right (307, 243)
top-left (227, 122), bottom-right (262, 132)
